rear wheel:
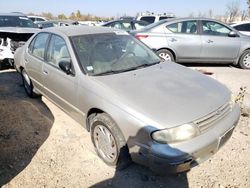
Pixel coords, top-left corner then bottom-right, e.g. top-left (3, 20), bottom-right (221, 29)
top-left (21, 69), bottom-right (35, 97)
top-left (90, 113), bottom-right (131, 169)
top-left (239, 50), bottom-right (250, 69)
top-left (156, 49), bottom-right (175, 62)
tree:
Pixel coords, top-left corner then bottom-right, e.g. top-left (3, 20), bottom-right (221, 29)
top-left (208, 9), bottom-right (213, 18)
top-left (247, 0), bottom-right (250, 15)
top-left (240, 10), bottom-right (247, 20)
top-left (226, 1), bottom-right (240, 22)
top-left (76, 10), bottom-right (82, 20)
top-left (58, 14), bottom-right (67, 20)
top-left (188, 12), bottom-right (195, 18)
top-left (69, 12), bottom-right (76, 20)
top-left (41, 12), bottom-right (53, 20)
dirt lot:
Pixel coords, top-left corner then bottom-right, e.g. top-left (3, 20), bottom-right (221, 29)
top-left (0, 65), bottom-right (249, 188)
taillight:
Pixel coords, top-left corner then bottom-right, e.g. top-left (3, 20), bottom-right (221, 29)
top-left (135, 34), bottom-right (148, 40)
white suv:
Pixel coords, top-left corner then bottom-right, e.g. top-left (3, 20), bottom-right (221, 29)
top-left (28, 16), bottom-right (47, 23)
top-left (136, 12), bottom-right (175, 24)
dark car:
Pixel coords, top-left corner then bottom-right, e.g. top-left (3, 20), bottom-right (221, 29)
top-left (102, 19), bottom-right (150, 32)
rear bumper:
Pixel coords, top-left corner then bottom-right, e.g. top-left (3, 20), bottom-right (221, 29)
top-left (132, 104), bottom-right (240, 174)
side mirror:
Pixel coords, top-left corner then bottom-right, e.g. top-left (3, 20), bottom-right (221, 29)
top-left (59, 59), bottom-right (74, 75)
top-left (228, 31), bottom-right (237, 37)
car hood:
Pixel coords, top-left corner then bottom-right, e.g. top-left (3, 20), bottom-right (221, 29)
top-left (0, 27), bottom-right (39, 34)
top-left (0, 27), bottom-right (39, 41)
top-left (92, 62), bottom-right (231, 128)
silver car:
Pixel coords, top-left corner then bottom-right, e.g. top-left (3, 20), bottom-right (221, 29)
top-left (14, 26), bottom-right (240, 174)
top-left (133, 18), bottom-right (250, 69)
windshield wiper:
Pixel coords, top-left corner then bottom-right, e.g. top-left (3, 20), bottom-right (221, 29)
top-left (93, 70), bottom-right (124, 76)
top-left (93, 61), bottom-right (161, 76)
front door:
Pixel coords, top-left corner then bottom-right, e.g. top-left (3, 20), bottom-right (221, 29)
top-left (200, 20), bottom-right (241, 62)
top-left (42, 34), bottom-right (78, 117)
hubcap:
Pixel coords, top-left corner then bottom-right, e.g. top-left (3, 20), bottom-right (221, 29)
top-left (93, 125), bottom-right (117, 163)
top-left (243, 53), bottom-right (250, 68)
top-left (158, 52), bottom-right (171, 61)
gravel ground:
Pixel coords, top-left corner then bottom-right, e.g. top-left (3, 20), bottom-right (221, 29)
top-left (0, 66), bottom-right (249, 188)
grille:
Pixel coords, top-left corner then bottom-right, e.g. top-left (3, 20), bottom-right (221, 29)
top-left (193, 102), bottom-right (232, 133)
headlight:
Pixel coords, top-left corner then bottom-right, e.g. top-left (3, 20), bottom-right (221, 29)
top-left (151, 124), bottom-right (199, 144)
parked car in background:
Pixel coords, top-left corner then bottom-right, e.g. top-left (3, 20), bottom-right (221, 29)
top-left (136, 12), bottom-right (175, 24)
top-left (36, 20), bottom-right (79, 29)
top-left (15, 26), bottom-right (240, 174)
top-left (102, 19), bottom-right (150, 32)
top-left (78, 21), bottom-right (98, 26)
top-left (133, 17), bottom-right (250, 69)
top-left (0, 12), bottom-right (38, 68)
top-left (231, 21), bottom-right (250, 36)
top-left (28, 15), bottom-right (47, 23)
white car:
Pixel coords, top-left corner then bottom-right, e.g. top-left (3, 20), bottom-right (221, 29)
top-left (28, 16), bottom-right (47, 23)
top-left (231, 21), bottom-right (250, 36)
top-left (136, 12), bottom-right (175, 24)
top-left (0, 13), bottom-right (39, 68)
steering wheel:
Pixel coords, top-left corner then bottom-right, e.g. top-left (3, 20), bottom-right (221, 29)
top-left (111, 51), bottom-right (136, 66)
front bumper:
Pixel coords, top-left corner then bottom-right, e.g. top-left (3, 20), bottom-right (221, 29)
top-left (131, 104), bottom-right (240, 174)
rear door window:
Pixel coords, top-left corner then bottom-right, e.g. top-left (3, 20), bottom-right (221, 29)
top-left (140, 16), bottom-right (155, 24)
top-left (30, 33), bottom-right (50, 60)
top-left (166, 20), bottom-right (198, 34)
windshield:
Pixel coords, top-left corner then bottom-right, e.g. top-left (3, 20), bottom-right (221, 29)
top-left (0, 16), bottom-right (35, 28)
top-left (71, 33), bottom-right (160, 75)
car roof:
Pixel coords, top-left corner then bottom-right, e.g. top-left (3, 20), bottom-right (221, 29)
top-left (28, 15), bottom-right (45, 18)
top-left (42, 25), bottom-right (123, 36)
top-left (0, 12), bottom-right (27, 17)
top-left (231, 21), bottom-right (250, 26)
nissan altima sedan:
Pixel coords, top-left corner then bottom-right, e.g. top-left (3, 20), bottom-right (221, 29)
top-left (14, 26), bottom-right (240, 174)
top-left (132, 18), bottom-right (250, 69)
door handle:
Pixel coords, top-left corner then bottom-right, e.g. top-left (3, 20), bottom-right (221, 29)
top-left (170, 38), bottom-right (177, 42)
top-left (43, 70), bottom-right (49, 75)
top-left (207, 39), bottom-right (213, 43)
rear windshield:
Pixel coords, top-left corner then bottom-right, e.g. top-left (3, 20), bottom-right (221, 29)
top-left (0, 16), bottom-right (35, 28)
top-left (140, 16), bottom-right (155, 24)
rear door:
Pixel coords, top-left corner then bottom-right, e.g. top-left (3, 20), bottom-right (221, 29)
top-left (165, 20), bottom-right (202, 61)
top-left (25, 32), bottom-right (50, 92)
top-left (200, 20), bottom-right (241, 61)
top-left (42, 34), bottom-right (78, 117)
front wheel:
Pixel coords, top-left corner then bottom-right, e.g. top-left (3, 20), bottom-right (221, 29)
top-left (239, 50), bottom-right (250, 69)
top-left (90, 113), bottom-right (131, 169)
top-left (21, 69), bottom-right (35, 97)
top-left (156, 49), bottom-right (175, 62)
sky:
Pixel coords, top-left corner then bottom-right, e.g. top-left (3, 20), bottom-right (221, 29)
top-left (0, 0), bottom-right (248, 18)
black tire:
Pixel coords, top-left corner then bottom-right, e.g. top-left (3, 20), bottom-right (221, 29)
top-left (90, 113), bottom-right (131, 170)
top-left (156, 49), bottom-right (175, 62)
top-left (239, 50), bottom-right (250, 69)
top-left (21, 69), bottom-right (35, 98)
